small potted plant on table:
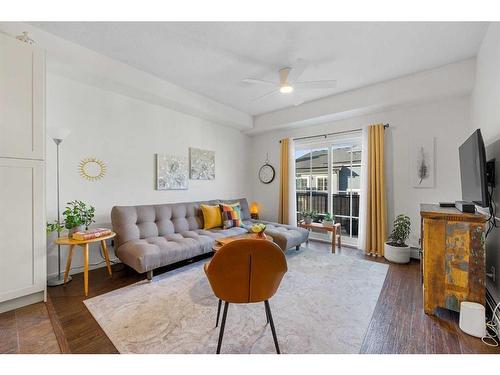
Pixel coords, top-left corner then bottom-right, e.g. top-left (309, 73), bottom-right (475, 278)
top-left (300, 210), bottom-right (317, 225)
top-left (384, 214), bottom-right (411, 264)
top-left (47, 200), bottom-right (96, 239)
top-left (322, 212), bottom-right (334, 227)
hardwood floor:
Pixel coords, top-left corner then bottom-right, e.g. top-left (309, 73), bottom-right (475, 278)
top-left (1, 240), bottom-right (499, 354)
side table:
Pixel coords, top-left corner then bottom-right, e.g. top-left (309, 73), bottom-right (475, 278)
top-left (298, 221), bottom-right (342, 253)
top-left (54, 232), bottom-right (116, 296)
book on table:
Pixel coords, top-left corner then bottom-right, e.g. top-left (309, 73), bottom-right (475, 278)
top-left (72, 228), bottom-right (112, 241)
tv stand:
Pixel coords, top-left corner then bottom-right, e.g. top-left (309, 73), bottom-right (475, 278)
top-left (420, 204), bottom-right (487, 315)
top-left (455, 200), bottom-right (476, 213)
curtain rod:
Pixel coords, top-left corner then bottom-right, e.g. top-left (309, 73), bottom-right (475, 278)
top-left (279, 124), bottom-right (389, 143)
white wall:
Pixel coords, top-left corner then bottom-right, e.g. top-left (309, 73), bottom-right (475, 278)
top-left (250, 96), bottom-right (472, 248)
top-left (472, 23), bottom-right (500, 144)
top-left (472, 22), bottom-right (500, 303)
top-left (46, 74), bottom-right (252, 277)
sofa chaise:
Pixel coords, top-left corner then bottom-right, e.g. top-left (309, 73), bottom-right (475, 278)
top-left (111, 198), bottom-right (309, 279)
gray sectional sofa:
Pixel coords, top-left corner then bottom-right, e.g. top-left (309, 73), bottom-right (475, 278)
top-left (111, 198), bottom-right (309, 278)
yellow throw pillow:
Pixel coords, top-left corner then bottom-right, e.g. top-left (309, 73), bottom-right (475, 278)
top-left (201, 204), bottom-right (222, 230)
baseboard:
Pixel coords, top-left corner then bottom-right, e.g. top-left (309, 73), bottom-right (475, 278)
top-left (410, 247), bottom-right (421, 260)
top-left (0, 291), bottom-right (44, 314)
top-left (307, 234), bottom-right (359, 248)
top-left (46, 258), bottom-right (121, 279)
top-left (307, 238), bottom-right (421, 256)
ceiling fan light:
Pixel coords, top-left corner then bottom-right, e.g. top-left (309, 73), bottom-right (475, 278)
top-left (280, 85), bottom-right (294, 94)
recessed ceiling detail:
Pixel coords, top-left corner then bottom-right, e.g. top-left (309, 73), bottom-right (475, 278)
top-left (30, 22), bottom-right (488, 116)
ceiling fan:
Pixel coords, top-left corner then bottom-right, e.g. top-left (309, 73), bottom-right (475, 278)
top-left (242, 59), bottom-right (337, 105)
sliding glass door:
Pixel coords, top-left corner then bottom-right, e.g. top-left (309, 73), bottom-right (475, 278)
top-left (331, 141), bottom-right (362, 245)
top-left (295, 146), bottom-right (329, 220)
top-left (295, 132), bottom-right (362, 246)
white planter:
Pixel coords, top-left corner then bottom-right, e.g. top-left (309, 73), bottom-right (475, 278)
top-left (322, 220), bottom-right (334, 228)
top-left (384, 242), bottom-right (411, 264)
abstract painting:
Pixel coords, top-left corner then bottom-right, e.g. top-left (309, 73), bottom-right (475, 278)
top-left (411, 137), bottom-right (435, 188)
top-left (156, 153), bottom-right (188, 190)
top-left (189, 148), bottom-right (215, 180)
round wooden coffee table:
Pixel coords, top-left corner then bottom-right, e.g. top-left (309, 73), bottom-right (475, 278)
top-left (55, 232), bottom-right (116, 296)
top-left (212, 233), bottom-right (273, 252)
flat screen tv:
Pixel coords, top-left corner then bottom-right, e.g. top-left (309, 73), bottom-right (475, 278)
top-left (459, 129), bottom-right (489, 207)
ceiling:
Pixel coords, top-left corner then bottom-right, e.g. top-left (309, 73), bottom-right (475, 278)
top-left (30, 22), bottom-right (488, 116)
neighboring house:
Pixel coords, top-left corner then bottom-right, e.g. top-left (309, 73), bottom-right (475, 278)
top-left (295, 148), bottom-right (361, 193)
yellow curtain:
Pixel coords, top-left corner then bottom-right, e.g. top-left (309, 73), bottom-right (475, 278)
top-left (365, 124), bottom-right (387, 256)
top-left (278, 138), bottom-right (289, 224)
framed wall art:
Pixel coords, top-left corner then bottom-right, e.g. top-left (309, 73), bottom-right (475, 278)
top-left (156, 153), bottom-right (188, 190)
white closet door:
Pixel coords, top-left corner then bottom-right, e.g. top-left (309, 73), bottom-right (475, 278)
top-left (0, 33), bottom-right (45, 160)
top-left (0, 158), bottom-right (45, 302)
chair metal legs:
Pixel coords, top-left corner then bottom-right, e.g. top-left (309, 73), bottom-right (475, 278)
top-left (265, 300), bottom-right (281, 354)
top-left (265, 304), bottom-right (270, 324)
top-left (215, 299), bottom-right (222, 327)
top-left (215, 299), bottom-right (281, 354)
top-left (216, 301), bottom-right (229, 354)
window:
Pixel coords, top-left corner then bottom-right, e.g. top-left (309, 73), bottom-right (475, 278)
top-left (317, 177), bottom-right (328, 191)
top-left (296, 177), bottom-right (309, 191)
top-left (295, 147), bottom-right (328, 217)
top-left (295, 132), bottom-right (363, 246)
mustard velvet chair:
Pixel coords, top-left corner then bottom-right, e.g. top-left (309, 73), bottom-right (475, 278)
top-left (204, 239), bottom-right (288, 354)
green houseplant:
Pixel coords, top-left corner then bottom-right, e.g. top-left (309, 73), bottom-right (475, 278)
top-left (47, 200), bottom-right (96, 238)
top-left (322, 212), bottom-right (334, 227)
top-left (384, 214), bottom-right (411, 263)
top-left (300, 210), bottom-right (317, 225)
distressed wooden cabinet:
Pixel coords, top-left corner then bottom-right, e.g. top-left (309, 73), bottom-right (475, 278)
top-left (420, 204), bottom-right (487, 315)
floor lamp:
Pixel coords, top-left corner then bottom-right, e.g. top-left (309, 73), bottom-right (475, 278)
top-left (47, 128), bottom-right (72, 287)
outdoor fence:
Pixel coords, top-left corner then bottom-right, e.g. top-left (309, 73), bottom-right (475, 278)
top-left (296, 191), bottom-right (359, 235)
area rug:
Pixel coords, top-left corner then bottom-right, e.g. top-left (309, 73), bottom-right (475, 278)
top-left (84, 246), bottom-right (388, 354)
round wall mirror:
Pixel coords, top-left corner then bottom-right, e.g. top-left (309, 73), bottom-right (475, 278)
top-left (79, 157), bottom-right (106, 181)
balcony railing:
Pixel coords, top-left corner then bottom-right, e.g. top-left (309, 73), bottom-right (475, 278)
top-left (296, 191), bottom-right (359, 236)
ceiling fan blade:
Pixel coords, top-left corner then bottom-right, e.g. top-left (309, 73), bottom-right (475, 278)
top-left (294, 80), bottom-right (338, 89)
top-left (242, 78), bottom-right (277, 86)
top-left (287, 58), bottom-right (308, 83)
top-left (252, 89), bottom-right (279, 102)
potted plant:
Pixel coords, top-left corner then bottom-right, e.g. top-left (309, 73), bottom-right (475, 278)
top-left (384, 214), bottom-right (411, 264)
top-left (300, 210), bottom-right (317, 224)
top-left (322, 212), bottom-right (334, 227)
top-left (47, 200), bottom-right (96, 239)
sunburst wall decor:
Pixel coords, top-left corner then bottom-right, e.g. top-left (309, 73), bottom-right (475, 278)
top-left (78, 157), bottom-right (107, 181)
